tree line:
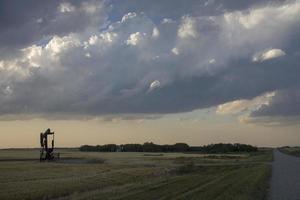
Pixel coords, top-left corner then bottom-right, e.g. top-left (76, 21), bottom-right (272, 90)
top-left (79, 142), bottom-right (258, 153)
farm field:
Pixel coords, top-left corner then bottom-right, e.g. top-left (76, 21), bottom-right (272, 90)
top-left (0, 149), bottom-right (272, 200)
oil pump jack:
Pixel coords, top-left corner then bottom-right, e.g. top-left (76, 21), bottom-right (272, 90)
top-left (40, 128), bottom-right (57, 161)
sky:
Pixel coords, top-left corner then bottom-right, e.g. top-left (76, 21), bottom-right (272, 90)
top-left (0, 0), bottom-right (300, 148)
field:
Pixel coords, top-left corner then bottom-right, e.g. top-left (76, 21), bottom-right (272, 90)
top-left (0, 149), bottom-right (272, 200)
top-left (280, 147), bottom-right (300, 157)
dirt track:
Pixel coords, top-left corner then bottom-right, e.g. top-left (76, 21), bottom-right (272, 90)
top-left (271, 149), bottom-right (300, 200)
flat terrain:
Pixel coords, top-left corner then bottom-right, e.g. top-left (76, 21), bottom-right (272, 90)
top-left (0, 149), bottom-right (272, 200)
top-left (271, 149), bottom-right (300, 200)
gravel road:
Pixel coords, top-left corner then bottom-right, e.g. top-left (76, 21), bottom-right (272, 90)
top-left (271, 149), bottom-right (300, 200)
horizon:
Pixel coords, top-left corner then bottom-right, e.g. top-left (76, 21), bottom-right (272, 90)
top-left (0, 142), bottom-right (284, 150)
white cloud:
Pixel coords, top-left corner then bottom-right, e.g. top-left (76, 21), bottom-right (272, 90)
top-left (171, 47), bottom-right (179, 55)
top-left (0, 60), bottom-right (30, 79)
top-left (59, 2), bottom-right (75, 13)
top-left (88, 35), bottom-right (98, 45)
top-left (224, 2), bottom-right (300, 30)
top-left (100, 32), bottom-right (118, 43)
top-left (220, 2), bottom-right (300, 64)
top-left (224, 10), bottom-right (265, 30)
top-left (161, 18), bottom-right (174, 24)
top-left (0, 60), bottom-right (4, 69)
top-left (81, 1), bottom-right (103, 14)
top-left (3, 86), bottom-right (13, 96)
top-left (126, 32), bottom-right (142, 46)
top-left (85, 52), bottom-right (91, 58)
top-left (86, 32), bottom-right (117, 48)
top-left (253, 49), bottom-right (286, 62)
top-left (22, 45), bottom-right (42, 67)
top-left (152, 27), bottom-right (160, 38)
top-left (208, 58), bottom-right (216, 64)
top-left (149, 80), bottom-right (161, 91)
top-left (217, 100), bottom-right (251, 115)
top-left (121, 12), bottom-right (137, 22)
top-left (178, 16), bottom-right (198, 39)
top-left (216, 92), bottom-right (275, 115)
top-left (238, 115), bottom-right (300, 126)
top-left (45, 35), bottom-right (81, 56)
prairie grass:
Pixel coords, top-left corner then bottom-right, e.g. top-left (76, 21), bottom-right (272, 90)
top-left (280, 147), bottom-right (300, 157)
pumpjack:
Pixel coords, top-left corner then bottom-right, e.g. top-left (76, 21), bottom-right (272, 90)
top-left (40, 128), bottom-right (58, 161)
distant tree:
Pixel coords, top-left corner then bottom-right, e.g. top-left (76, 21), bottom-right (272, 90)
top-left (121, 144), bottom-right (143, 152)
top-left (173, 143), bottom-right (189, 152)
top-left (79, 143), bottom-right (257, 153)
top-left (143, 142), bottom-right (162, 152)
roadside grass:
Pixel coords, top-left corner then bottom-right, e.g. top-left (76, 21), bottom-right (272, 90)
top-left (171, 149), bottom-right (273, 166)
top-left (0, 149), bottom-right (272, 200)
top-left (279, 147), bottom-right (300, 157)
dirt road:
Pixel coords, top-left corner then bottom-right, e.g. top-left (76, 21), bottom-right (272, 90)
top-left (271, 149), bottom-right (300, 200)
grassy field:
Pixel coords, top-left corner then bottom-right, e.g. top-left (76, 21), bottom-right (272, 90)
top-left (280, 147), bottom-right (300, 157)
top-left (0, 149), bottom-right (272, 200)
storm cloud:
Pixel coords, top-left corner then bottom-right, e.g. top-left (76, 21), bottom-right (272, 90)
top-left (0, 0), bottom-right (300, 123)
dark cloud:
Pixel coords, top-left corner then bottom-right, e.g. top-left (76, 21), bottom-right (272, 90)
top-left (109, 0), bottom-right (280, 21)
top-left (0, 1), bottom-right (57, 53)
top-left (251, 88), bottom-right (300, 117)
top-left (0, 0), bottom-right (279, 56)
top-left (112, 53), bottom-right (300, 114)
top-left (0, 0), bottom-right (107, 57)
top-left (0, 0), bottom-right (300, 123)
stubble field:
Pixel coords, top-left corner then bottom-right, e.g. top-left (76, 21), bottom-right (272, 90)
top-left (0, 149), bottom-right (272, 200)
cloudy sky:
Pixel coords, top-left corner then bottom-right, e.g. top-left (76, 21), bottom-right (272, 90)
top-left (0, 0), bottom-right (300, 148)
